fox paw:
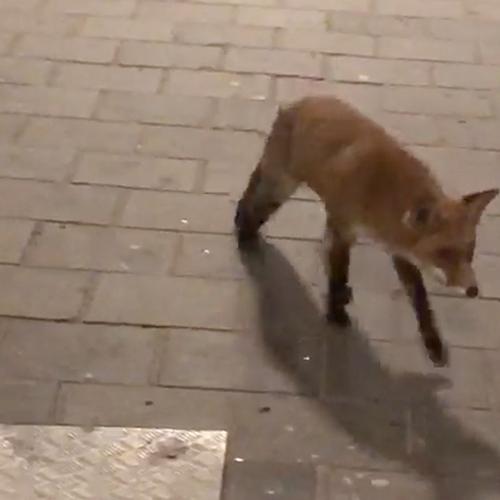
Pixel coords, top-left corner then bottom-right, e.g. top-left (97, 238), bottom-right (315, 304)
top-left (234, 201), bottom-right (259, 247)
top-left (326, 308), bottom-right (351, 328)
top-left (425, 337), bottom-right (449, 367)
top-left (328, 284), bottom-right (353, 306)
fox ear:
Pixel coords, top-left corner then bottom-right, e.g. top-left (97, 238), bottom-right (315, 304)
top-left (462, 188), bottom-right (499, 223)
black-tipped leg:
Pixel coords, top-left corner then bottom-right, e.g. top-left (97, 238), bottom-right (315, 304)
top-left (324, 227), bottom-right (352, 328)
top-left (392, 256), bottom-right (448, 367)
top-left (326, 282), bottom-right (352, 327)
top-left (234, 198), bottom-right (260, 249)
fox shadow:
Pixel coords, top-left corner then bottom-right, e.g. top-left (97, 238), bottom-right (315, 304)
top-left (238, 238), bottom-right (500, 500)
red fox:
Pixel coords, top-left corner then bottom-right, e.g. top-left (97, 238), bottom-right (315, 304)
top-left (234, 95), bottom-right (499, 367)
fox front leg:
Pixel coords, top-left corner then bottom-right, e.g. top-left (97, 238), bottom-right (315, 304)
top-left (324, 225), bottom-right (353, 328)
top-left (392, 256), bottom-right (448, 367)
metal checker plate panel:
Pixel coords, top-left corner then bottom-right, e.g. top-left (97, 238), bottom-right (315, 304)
top-left (0, 425), bottom-right (227, 500)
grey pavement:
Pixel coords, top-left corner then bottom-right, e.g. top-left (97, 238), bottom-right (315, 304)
top-left (0, 0), bottom-right (500, 498)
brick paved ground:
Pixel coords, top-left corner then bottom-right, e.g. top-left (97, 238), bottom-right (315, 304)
top-left (1, 0), bottom-right (500, 498)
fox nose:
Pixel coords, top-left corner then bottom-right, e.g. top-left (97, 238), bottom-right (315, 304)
top-left (466, 285), bottom-right (479, 298)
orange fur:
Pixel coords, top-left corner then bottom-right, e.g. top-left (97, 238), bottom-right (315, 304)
top-left (235, 95), bottom-right (499, 367)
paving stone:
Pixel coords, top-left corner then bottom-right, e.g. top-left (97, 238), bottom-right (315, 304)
top-left (26, 224), bottom-right (178, 273)
top-left (74, 152), bottom-right (199, 191)
top-left (96, 92), bottom-right (211, 126)
top-left (213, 98), bottom-right (277, 132)
top-left (121, 192), bottom-right (234, 233)
top-left (275, 77), bottom-right (338, 103)
top-left (431, 295), bottom-right (500, 349)
top-left (377, 37), bottom-right (475, 63)
top-left (0, 145), bottom-right (74, 181)
top-left (236, 7), bottom-right (326, 28)
top-left (0, 179), bottom-right (118, 224)
top-left (159, 329), bottom-right (300, 393)
top-left (136, 1), bottom-right (236, 24)
top-left (118, 41), bottom-right (222, 69)
top-left (435, 477), bottom-right (500, 500)
top-left (382, 87), bottom-right (492, 117)
top-left (222, 461), bottom-right (316, 500)
top-left (174, 233), bottom-right (244, 280)
top-left (0, 114), bottom-right (27, 142)
top-left (375, 0), bottom-right (465, 18)
top-left (327, 56), bottom-right (431, 86)
top-left (0, 265), bottom-right (87, 319)
top-left (276, 30), bottom-right (374, 56)
top-left (486, 350), bottom-right (500, 412)
top-left (0, 380), bottom-right (58, 424)
top-left (412, 147), bottom-right (500, 214)
top-left (0, 31), bottom-right (12, 52)
top-left (434, 117), bottom-right (479, 149)
top-left (374, 343), bottom-right (493, 409)
top-left (480, 40), bottom-right (500, 65)
top-left (377, 113), bottom-right (440, 146)
top-left (477, 216), bottom-right (500, 254)
top-left (19, 117), bottom-right (141, 153)
top-left (14, 35), bottom-right (118, 63)
top-left (0, 320), bottom-right (159, 385)
top-left (281, 0), bottom-right (371, 11)
top-left (165, 69), bottom-right (271, 99)
top-left (433, 63), bottom-right (500, 89)
top-left (225, 48), bottom-right (322, 77)
top-left (266, 200), bottom-right (326, 240)
top-left (86, 274), bottom-right (241, 329)
top-left (316, 467), bottom-right (435, 500)
top-left (0, 0), bottom-right (40, 9)
top-left (174, 233), bottom-right (321, 285)
top-left (441, 118), bottom-right (500, 150)
top-left (140, 126), bottom-right (262, 163)
top-left (0, 57), bottom-right (52, 85)
top-left (229, 393), bottom-right (409, 471)
top-left (202, 160), bottom-right (254, 197)
top-left (80, 16), bottom-right (174, 41)
top-left (0, 10), bottom-right (79, 36)
top-left (490, 93), bottom-right (500, 117)
top-left (469, 0), bottom-right (500, 21)
top-left (331, 12), bottom-right (429, 37)
top-left (58, 383), bottom-right (233, 429)
top-left (212, 168), bottom-right (318, 203)
top-left (326, 83), bottom-right (383, 117)
top-left (53, 64), bottom-right (162, 93)
top-left (175, 23), bottom-right (274, 48)
top-left (194, 0), bottom-right (275, 5)
top-left (473, 254), bottom-right (500, 299)
top-left (43, 0), bottom-right (137, 16)
top-left (0, 219), bottom-right (34, 264)
top-left (424, 408), bottom-right (500, 479)
top-left (0, 84), bottom-right (98, 118)
top-left (426, 18), bottom-right (493, 41)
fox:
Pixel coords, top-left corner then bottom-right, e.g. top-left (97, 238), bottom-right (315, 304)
top-left (234, 95), bottom-right (499, 367)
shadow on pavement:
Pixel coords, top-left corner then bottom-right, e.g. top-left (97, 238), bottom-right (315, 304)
top-left (238, 238), bottom-right (500, 500)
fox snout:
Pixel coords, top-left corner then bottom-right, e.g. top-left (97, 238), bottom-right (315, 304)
top-left (445, 264), bottom-right (479, 298)
top-left (425, 261), bottom-right (479, 298)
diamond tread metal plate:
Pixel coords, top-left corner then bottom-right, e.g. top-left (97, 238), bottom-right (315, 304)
top-left (0, 425), bottom-right (227, 500)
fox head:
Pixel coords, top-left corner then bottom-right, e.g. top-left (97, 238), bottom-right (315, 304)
top-left (402, 188), bottom-right (499, 297)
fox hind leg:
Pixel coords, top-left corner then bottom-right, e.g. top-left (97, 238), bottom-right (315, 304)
top-left (235, 105), bottom-right (298, 246)
top-left (234, 166), bottom-right (298, 246)
top-left (324, 221), bottom-right (353, 327)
